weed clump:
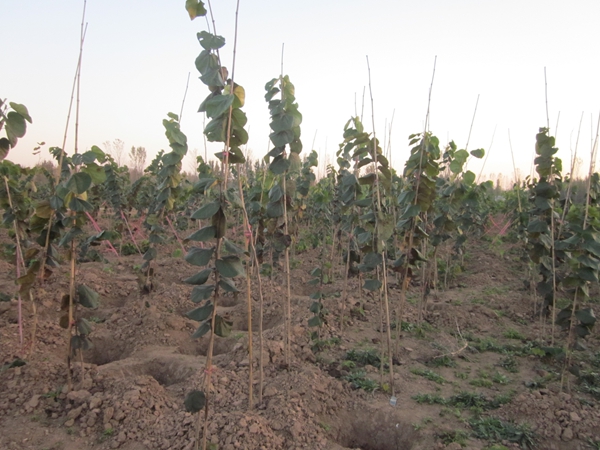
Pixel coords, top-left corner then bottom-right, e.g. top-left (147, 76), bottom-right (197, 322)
top-left (469, 416), bottom-right (536, 449)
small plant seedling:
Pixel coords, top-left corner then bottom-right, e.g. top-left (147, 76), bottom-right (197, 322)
top-left (318, 422), bottom-right (331, 432)
top-left (503, 328), bottom-right (525, 340)
top-left (411, 367), bottom-right (447, 384)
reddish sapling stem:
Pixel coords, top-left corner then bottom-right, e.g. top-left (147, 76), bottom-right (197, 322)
top-left (84, 211), bottom-right (119, 258)
top-left (165, 215), bottom-right (186, 254)
top-left (120, 210), bottom-right (142, 255)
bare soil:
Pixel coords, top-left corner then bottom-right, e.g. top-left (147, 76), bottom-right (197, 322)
top-left (1, 236), bottom-right (599, 450)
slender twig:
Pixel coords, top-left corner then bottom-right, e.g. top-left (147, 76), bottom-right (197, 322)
top-left (179, 72), bottom-right (191, 123)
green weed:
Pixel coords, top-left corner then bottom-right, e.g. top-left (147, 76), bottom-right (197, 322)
top-left (503, 329), bottom-right (525, 340)
top-left (470, 416), bottom-right (536, 449)
top-left (411, 367), bottom-right (447, 385)
top-left (343, 370), bottom-right (379, 393)
top-left (345, 348), bottom-right (381, 367)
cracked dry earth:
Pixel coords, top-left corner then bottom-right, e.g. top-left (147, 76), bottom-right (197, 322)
top-left (1, 238), bottom-right (599, 450)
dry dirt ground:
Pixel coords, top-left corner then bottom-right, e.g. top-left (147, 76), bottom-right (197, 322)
top-left (1, 235), bottom-right (599, 450)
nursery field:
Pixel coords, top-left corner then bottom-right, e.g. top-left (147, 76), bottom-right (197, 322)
top-left (2, 2), bottom-right (600, 449)
top-left (0, 230), bottom-right (599, 450)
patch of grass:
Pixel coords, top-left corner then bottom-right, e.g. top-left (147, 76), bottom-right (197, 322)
top-left (401, 321), bottom-right (433, 338)
top-left (345, 348), bottom-right (381, 367)
top-left (426, 355), bottom-right (457, 368)
top-left (455, 371), bottom-right (469, 380)
top-left (312, 336), bottom-right (341, 353)
top-left (492, 371), bottom-right (511, 385)
top-left (470, 378), bottom-right (493, 388)
top-left (343, 370), bottom-right (379, 393)
top-left (412, 393), bottom-right (446, 405)
top-left (88, 316), bottom-right (105, 324)
top-left (578, 370), bottom-right (600, 400)
top-left (411, 367), bottom-right (447, 385)
top-left (437, 429), bottom-right (469, 446)
top-left (503, 328), bottom-right (525, 340)
top-left (469, 416), bottom-right (536, 449)
top-left (318, 422), bottom-right (331, 432)
top-left (498, 355), bottom-right (519, 373)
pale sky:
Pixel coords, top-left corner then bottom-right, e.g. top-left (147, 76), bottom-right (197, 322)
top-left (2, 0), bottom-right (599, 182)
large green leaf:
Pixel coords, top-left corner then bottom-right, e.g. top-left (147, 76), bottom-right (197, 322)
top-left (214, 315), bottom-right (232, 337)
top-left (77, 285), bottom-right (99, 309)
top-left (219, 278), bottom-right (239, 293)
top-left (363, 279), bottom-right (382, 291)
top-left (185, 247), bottom-right (214, 266)
top-left (68, 197), bottom-right (93, 212)
top-left (192, 201), bottom-right (221, 220)
top-left (269, 155), bottom-right (290, 175)
top-left (186, 226), bottom-right (216, 242)
top-left (463, 170), bottom-right (476, 186)
top-left (186, 303), bottom-right (214, 322)
top-left (184, 268), bottom-right (213, 285)
top-left (9, 103), bottom-right (32, 122)
top-left (216, 256), bottom-right (245, 278)
top-left (143, 247), bottom-right (157, 261)
top-left (5, 111), bottom-right (26, 146)
top-left (185, 0), bottom-right (207, 20)
top-left (191, 285), bottom-right (215, 303)
top-left (191, 321), bottom-right (211, 339)
top-left (66, 172), bottom-right (92, 194)
top-left (58, 226), bottom-right (83, 247)
top-left (470, 148), bottom-right (485, 158)
top-left (200, 94), bottom-right (234, 119)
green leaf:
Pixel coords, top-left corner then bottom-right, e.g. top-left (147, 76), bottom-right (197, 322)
top-left (192, 201), bottom-right (221, 220)
top-left (184, 268), bottom-right (213, 285)
top-left (266, 200), bottom-right (284, 218)
top-left (191, 322), bottom-right (211, 339)
top-left (143, 247), bottom-right (157, 261)
top-left (77, 318), bottom-right (92, 335)
top-left (66, 172), bottom-right (92, 194)
top-left (196, 31), bottom-right (226, 50)
top-left (470, 148), bottom-right (485, 158)
top-left (58, 226), bottom-right (83, 247)
top-left (219, 278), bottom-right (239, 293)
top-left (9, 102), bottom-right (32, 122)
top-left (216, 256), bottom-right (245, 278)
top-left (68, 197), bottom-right (93, 212)
top-left (185, 247), bottom-right (214, 266)
top-left (308, 316), bottom-right (322, 327)
top-left (186, 303), bottom-right (214, 322)
top-left (269, 155), bottom-right (290, 175)
top-left (575, 308), bottom-right (595, 326)
top-left (77, 285), bottom-right (99, 309)
top-left (269, 129), bottom-right (294, 148)
top-left (0, 138), bottom-right (10, 160)
top-left (200, 94), bottom-right (234, 119)
top-left (185, 0), bottom-right (207, 20)
top-left (363, 279), bottom-right (382, 291)
top-left (184, 390), bottom-right (206, 413)
top-left (5, 111), bottom-right (26, 146)
top-left (191, 285), bottom-right (215, 303)
top-left (463, 170), bottom-right (476, 186)
top-left (214, 315), bottom-right (232, 337)
top-left (186, 226), bottom-right (216, 242)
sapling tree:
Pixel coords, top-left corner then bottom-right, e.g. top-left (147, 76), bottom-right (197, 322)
top-left (184, 1), bottom-right (250, 448)
top-left (139, 114), bottom-right (189, 291)
top-left (526, 128), bottom-right (563, 341)
top-left (264, 73), bottom-right (303, 367)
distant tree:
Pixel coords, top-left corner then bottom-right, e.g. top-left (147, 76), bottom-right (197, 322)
top-left (103, 138), bottom-right (125, 166)
top-left (129, 145), bottom-right (146, 181)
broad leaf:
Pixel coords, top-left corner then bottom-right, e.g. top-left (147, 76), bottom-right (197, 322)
top-left (191, 285), bottom-right (215, 303)
top-left (77, 284), bottom-right (99, 309)
top-left (186, 303), bottom-right (214, 322)
top-left (185, 247), bottom-right (214, 266)
top-left (184, 268), bottom-right (213, 285)
top-left (216, 256), bottom-right (245, 278)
